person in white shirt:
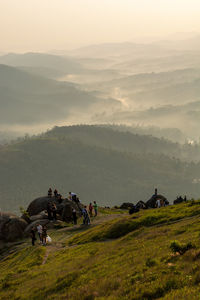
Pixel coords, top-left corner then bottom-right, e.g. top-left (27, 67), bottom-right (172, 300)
top-left (36, 224), bottom-right (43, 242)
top-left (156, 199), bottom-right (161, 208)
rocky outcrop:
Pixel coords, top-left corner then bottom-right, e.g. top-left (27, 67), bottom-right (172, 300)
top-left (27, 196), bottom-right (83, 218)
top-left (0, 212), bottom-right (27, 242)
top-left (120, 203), bottom-right (135, 209)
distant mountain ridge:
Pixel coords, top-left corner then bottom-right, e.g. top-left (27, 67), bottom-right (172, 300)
top-left (0, 125), bottom-right (200, 213)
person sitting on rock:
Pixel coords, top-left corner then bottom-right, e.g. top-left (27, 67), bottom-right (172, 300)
top-left (57, 194), bottom-right (63, 204)
top-left (42, 225), bottom-right (47, 246)
top-left (54, 189), bottom-right (58, 198)
top-left (30, 226), bottom-right (36, 246)
top-left (48, 188), bottom-right (52, 198)
top-left (51, 203), bottom-right (57, 221)
top-left (89, 203), bottom-right (93, 217)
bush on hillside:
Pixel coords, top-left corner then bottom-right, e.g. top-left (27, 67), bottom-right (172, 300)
top-left (170, 240), bottom-right (195, 255)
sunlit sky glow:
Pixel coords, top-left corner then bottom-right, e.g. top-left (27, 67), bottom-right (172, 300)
top-left (1, 0), bottom-right (200, 52)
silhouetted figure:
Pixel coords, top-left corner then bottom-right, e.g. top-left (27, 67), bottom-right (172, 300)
top-left (54, 189), bottom-right (58, 197)
top-left (48, 188), bottom-right (52, 198)
top-left (36, 223), bottom-right (42, 243)
top-left (89, 203), bottom-right (93, 217)
top-left (72, 209), bottom-right (77, 225)
top-left (184, 196), bottom-right (187, 202)
top-left (47, 202), bottom-right (52, 220)
top-left (42, 225), bottom-right (47, 245)
top-left (93, 201), bottom-right (98, 217)
top-left (30, 227), bottom-right (36, 246)
top-left (51, 203), bottom-right (57, 221)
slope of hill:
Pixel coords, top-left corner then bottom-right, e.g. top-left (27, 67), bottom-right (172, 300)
top-left (1, 202), bottom-right (200, 299)
top-left (0, 125), bottom-right (200, 213)
top-left (0, 65), bottom-right (118, 127)
top-left (0, 52), bottom-right (82, 74)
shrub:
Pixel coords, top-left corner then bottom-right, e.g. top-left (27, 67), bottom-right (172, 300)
top-left (170, 240), bottom-right (195, 255)
top-left (146, 257), bottom-right (157, 267)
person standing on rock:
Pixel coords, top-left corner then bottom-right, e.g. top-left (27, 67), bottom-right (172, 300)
top-left (48, 188), bottom-right (52, 198)
top-left (42, 225), bottom-right (47, 246)
top-left (72, 209), bottom-right (77, 225)
top-left (93, 201), bottom-right (98, 217)
top-left (47, 202), bottom-right (52, 220)
top-left (54, 189), bottom-right (58, 198)
top-left (51, 203), bottom-right (57, 221)
top-left (36, 223), bottom-right (43, 243)
top-left (30, 226), bottom-right (36, 246)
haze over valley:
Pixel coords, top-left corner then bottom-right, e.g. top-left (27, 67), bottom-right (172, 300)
top-left (1, 0), bottom-right (200, 213)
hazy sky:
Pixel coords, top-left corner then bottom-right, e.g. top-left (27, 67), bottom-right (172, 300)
top-left (1, 0), bottom-right (200, 52)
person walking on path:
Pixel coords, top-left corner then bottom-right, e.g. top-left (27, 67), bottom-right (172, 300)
top-left (93, 201), bottom-right (98, 217)
top-left (42, 225), bottom-right (47, 246)
top-left (72, 209), bottom-right (77, 225)
top-left (36, 223), bottom-right (42, 243)
top-left (82, 206), bottom-right (90, 225)
top-left (30, 227), bottom-right (36, 246)
top-left (89, 203), bottom-right (93, 217)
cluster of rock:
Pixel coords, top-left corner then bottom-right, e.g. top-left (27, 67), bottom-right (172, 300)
top-left (120, 189), bottom-right (169, 213)
top-left (0, 196), bottom-right (83, 242)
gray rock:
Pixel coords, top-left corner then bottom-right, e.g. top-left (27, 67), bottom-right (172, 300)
top-left (24, 219), bottom-right (49, 234)
top-left (0, 212), bottom-right (27, 242)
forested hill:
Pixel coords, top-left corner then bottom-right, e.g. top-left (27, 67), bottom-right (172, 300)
top-left (45, 125), bottom-right (200, 162)
top-left (0, 125), bottom-right (200, 213)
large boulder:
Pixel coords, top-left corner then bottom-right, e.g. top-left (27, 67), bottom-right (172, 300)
top-left (0, 212), bottom-right (27, 242)
top-left (24, 219), bottom-right (49, 234)
top-left (146, 194), bottom-right (168, 208)
top-left (120, 202), bottom-right (134, 209)
top-left (27, 196), bottom-right (83, 222)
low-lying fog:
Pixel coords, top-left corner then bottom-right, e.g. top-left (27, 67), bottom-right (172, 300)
top-left (1, 34), bottom-right (200, 143)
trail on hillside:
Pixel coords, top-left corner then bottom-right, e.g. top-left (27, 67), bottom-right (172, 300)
top-left (42, 213), bottom-right (123, 265)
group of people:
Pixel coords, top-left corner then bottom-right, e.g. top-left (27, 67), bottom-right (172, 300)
top-left (156, 198), bottom-right (166, 208)
top-left (30, 224), bottom-right (48, 246)
top-left (47, 201), bottom-right (57, 221)
top-left (71, 201), bottom-right (98, 226)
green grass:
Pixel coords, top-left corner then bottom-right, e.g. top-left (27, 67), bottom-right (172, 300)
top-left (1, 201), bottom-right (200, 299)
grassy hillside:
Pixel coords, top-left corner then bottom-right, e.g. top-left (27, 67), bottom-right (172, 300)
top-left (1, 202), bottom-right (200, 299)
top-left (0, 125), bottom-right (200, 213)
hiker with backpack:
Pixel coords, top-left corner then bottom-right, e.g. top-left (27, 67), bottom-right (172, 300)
top-left (82, 206), bottom-right (90, 225)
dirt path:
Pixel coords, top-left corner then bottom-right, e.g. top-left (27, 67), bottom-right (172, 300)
top-left (41, 213), bottom-right (123, 265)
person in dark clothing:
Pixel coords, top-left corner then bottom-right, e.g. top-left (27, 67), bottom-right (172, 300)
top-left (51, 203), bottom-right (57, 221)
top-left (30, 227), bottom-right (36, 246)
top-left (47, 202), bottom-right (52, 220)
top-left (42, 225), bottom-right (47, 245)
top-left (54, 189), bottom-right (58, 197)
top-left (48, 188), bottom-right (52, 198)
top-left (72, 209), bottom-right (77, 225)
